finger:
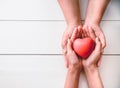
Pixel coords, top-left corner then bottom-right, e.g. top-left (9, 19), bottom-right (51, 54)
top-left (61, 30), bottom-right (70, 55)
top-left (97, 52), bottom-right (102, 67)
top-left (83, 29), bottom-right (88, 38)
top-left (99, 33), bottom-right (106, 49)
top-left (88, 37), bottom-right (101, 62)
top-left (94, 37), bottom-right (102, 52)
top-left (83, 25), bottom-right (90, 37)
top-left (63, 55), bottom-right (69, 68)
top-left (62, 48), bottom-right (67, 55)
top-left (97, 49), bottom-right (104, 67)
top-left (62, 48), bottom-right (68, 68)
top-left (88, 26), bottom-right (96, 41)
top-left (67, 39), bottom-right (73, 54)
top-left (77, 26), bottom-right (82, 38)
top-left (61, 32), bottom-right (68, 49)
top-left (82, 26), bottom-right (86, 38)
top-left (81, 30), bottom-right (85, 38)
top-left (84, 29), bottom-right (88, 37)
top-left (97, 55), bottom-right (102, 67)
top-left (71, 27), bottom-right (78, 42)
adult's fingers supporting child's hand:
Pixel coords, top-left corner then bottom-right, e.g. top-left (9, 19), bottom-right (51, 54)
top-left (67, 39), bottom-right (73, 55)
top-left (61, 31), bottom-right (68, 54)
top-left (94, 37), bottom-right (101, 53)
top-left (71, 27), bottom-right (78, 42)
top-left (88, 26), bottom-right (96, 41)
top-left (61, 31), bottom-right (68, 68)
top-left (86, 37), bottom-right (102, 66)
top-left (97, 55), bottom-right (102, 67)
top-left (77, 26), bottom-right (83, 38)
top-left (83, 25), bottom-right (90, 37)
top-left (97, 49), bottom-right (104, 67)
top-left (99, 32), bottom-right (106, 49)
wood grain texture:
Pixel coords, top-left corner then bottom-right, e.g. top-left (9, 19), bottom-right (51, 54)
top-left (0, 0), bottom-right (119, 20)
top-left (0, 55), bottom-right (119, 88)
top-left (0, 0), bottom-right (119, 88)
top-left (0, 21), bottom-right (119, 54)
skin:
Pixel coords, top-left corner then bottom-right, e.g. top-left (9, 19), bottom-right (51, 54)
top-left (64, 27), bottom-right (103, 88)
top-left (57, 0), bottom-right (81, 26)
top-left (82, 27), bottom-right (103, 88)
top-left (64, 39), bottom-right (82, 88)
top-left (58, 0), bottom-right (109, 87)
top-left (64, 27), bottom-right (82, 88)
top-left (58, 0), bottom-right (110, 67)
top-left (83, 0), bottom-right (110, 66)
top-left (58, 0), bottom-right (82, 68)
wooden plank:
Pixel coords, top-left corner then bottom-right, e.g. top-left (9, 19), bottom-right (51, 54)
top-left (0, 55), bottom-right (119, 88)
top-left (101, 21), bottom-right (120, 54)
top-left (0, 0), bottom-right (119, 20)
top-left (0, 21), bottom-right (64, 54)
top-left (0, 55), bottom-right (66, 88)
top-left (0, 21), bottom-right (119, 54)
top-left (100, 56), bottom-right (120, 88)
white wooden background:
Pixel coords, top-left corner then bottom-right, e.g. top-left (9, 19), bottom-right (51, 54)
top-left (0, 0), bottom-right (120, 88)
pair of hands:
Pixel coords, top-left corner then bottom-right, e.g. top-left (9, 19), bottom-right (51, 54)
top-left (62, 24), bottom-right (104, 70)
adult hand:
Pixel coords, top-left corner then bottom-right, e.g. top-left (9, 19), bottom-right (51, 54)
top-left (83, 24), bottom-right (106, 48)
top-left (82, 36), bottom-right (104, 88)
top-left (83, 0), bottom-right (109, 48)
top-left (83, 27), bottom-right (103, 66)
top-left (62, 25), bottom-right (82, 68)
top-left (82, 37), bottom-right (102, 69)
top-left (64, 27), bottom-right (82, 88)
top-left (83, 25), bottom-right (105, 66)
top-left (82, 27), bottom-right (104, 88)
top-left (64, 26), bottom-right (82, 69)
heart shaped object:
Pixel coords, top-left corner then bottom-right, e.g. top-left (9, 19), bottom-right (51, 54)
top-left (73, 38), bottom-right (95, 59)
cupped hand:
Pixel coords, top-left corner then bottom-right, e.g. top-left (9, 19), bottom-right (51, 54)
top-left (82, 37), bottom-right (102, 69)
top-left (65, 26), bottom-right (83, 70)
top-left (83, 24), bottom-right (106, 48)
top-left (82, 26), bottom-right (103, 68)
top-left (82, 24), bottom-right (105, 67)
top-left (62, 25), bottom-right (82, 68)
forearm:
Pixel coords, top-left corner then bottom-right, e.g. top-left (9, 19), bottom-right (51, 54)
top-left (85, 0), bottom-right (110, 25)
top-left (64, 67), bottom-right (81, 88)
top-left (84, 66), bottom-right (103, 88)
top-left (58, 0), bottom-right (82, 26)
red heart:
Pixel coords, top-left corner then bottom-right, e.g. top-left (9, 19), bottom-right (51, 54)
top-left (73, 38), bottom-right (95, 59)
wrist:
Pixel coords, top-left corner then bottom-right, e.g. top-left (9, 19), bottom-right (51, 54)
top-left (68, 65), bottom-right (82, 74)
top-left (84, 19), bottom-right (100, 27)
top-left (83, 61), bottom-right (97, 73)
top-left (67, 21), bottom-right (82, 28)
top-left (67, 23), bottom-right (82, 33)
top-left (83, 64), bottom-right (104, 88)
top-left (83, 64), bottom-right (98, 77)
top-left (84, 65), bottom-right (97, 73)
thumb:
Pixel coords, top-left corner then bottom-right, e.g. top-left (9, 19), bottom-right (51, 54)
top-left (94, 37), bottom-right (101, 52)
top-left (67, 39), bottom-right (73, 54)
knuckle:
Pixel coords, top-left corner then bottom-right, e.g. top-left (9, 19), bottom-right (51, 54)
top-left (104, 43), bottom-right (106, 48)
top-left (102, 42), bottom-right (106, 49)
top-left (89, 29), bottom-right (94, 33)
top-left (68, 57), bottom-right (79, 66)
top-left (72, 62), bottom-right (78, 66)
top-left (61, 40), bottom-right (67, 48)
top-left (94, 50), bottom-right (101, 55)
top-left (67, 51), bottom-right (72, 56)
top-left (62, 49), bottom-right (67, 55)
top-left (61, 42), bottom-right (65, 48)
